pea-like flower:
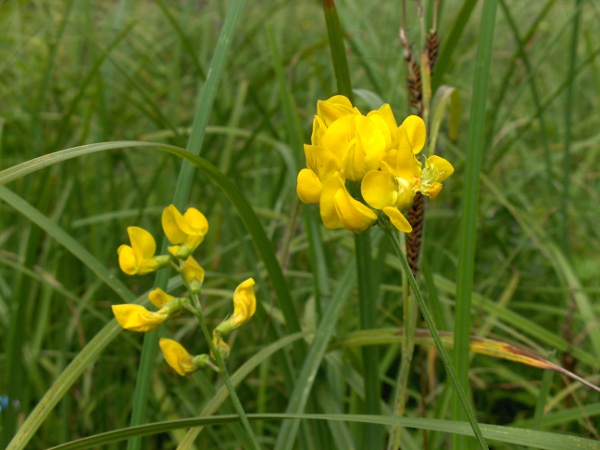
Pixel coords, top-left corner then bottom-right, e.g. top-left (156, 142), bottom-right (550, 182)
top-left (112, 304), bottom-right (169, 332)
top-left (112, 288), bottom-right (185, 332)
top-left (117, 227), bottom-right (170, 275)
top-left (159, 338), bottom-right (210, 376)
top-left (362, 116), bottom-right (453, 232)
top-left (162, 204), bottom-right (209, 259)
top-left (182, 256), bottom-right (205, 293)
top-left (215, 278), bottom-right (257, 339)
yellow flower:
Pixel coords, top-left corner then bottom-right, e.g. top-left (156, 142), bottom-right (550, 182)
top-left (215, 278), bottom-right (257, 338)
top-left (211, 330), bottom-right (231, 360)
top-left (230, 278), bottom-right (257, 327)
top-left (182, 256), bottom-right (205, 293)
top-left (361, 115), bottom-right (453, 232)
top-left (148, 288), bottom-right (174, 308)
top-left (117, 227), bottom-right (169, 275)
top-left (162, 204), bottom-right (209, 259)
top-left (159, 338), bottom-right (209, 376)
top-left (320, 172), bottom-right (377, 233)
top-left (112, 304), bottom-right (170, 332)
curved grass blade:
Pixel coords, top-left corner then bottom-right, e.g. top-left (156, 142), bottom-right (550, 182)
top-left (328, 328), bottom-right (600, 393)
top-left (48, 414), bottom-right (600, 450)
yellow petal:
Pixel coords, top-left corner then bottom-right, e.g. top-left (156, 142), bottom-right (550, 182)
top-left (162, 205), bottom-right (187, 245)
top-left (355, 115), bottom-right (386, 172)
top-left (320, 114), bottom-right (355, 160)
top-left (341, 138), bottom-right (366, 182)
top-left (184, 207), bottom-right (209, 236)
top-left (311, 115), bottom-right (327, 147)
top-left (319, 173), bottom-right (344, 229)
top-left (112, 304), bottom-right (168, 332)
top-left (231, 278), bottom-right (256, 327)
top-left (117, 245), bottom-right (138, 275)
top-left (127, 226), bottom-right (156, 260)
top-left (426, 155), bottom-right (455, 182)
top-left (182, 256), bottom-right (205, 285)
top-left (317, 95), bottom-right (354, 126)
top-left (366, 110), bottom-right (393, 149)
top-left (395, 131), bottom-right (422, 180)
top-left (304, 144), bottom-right (340, 179)
top-left (159, 338), bottom-right (196, 376)
top-left (398, 115), bottom-right (426, 154)
top-left (297, 168), bottom-right (322, 204)
top-left (148, 288), bottom-right (174, 308)
top-left (382, 207), bottom-right (413, 233)
top-left (333, 186), bottom-right (377, 233)
top-left (361, 168), bottom-right (397, 210)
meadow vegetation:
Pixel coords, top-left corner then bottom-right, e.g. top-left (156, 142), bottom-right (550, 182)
top-left (1, 0), bottom-right (599, 448)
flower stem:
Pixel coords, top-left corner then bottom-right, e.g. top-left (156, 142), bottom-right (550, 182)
top-left (189, 291), bottom-right (262, 450)
top-left (381, 224), bottom-right (489, 449)
top-left (387, 231), bottom-right (418, 450)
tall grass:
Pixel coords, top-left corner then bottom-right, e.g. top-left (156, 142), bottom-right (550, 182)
top-left (1, 1), bottom-right (599, 449)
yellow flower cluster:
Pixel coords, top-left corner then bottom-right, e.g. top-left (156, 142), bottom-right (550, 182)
top-left (297, 95), bottom-right (454, 233)
top-left (111, 204), bottom-right (256, 376)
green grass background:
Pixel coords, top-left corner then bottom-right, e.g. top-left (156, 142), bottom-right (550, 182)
top-left (1, 0), bottom-right (599, 448)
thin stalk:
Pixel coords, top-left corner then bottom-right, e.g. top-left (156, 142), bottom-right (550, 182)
top-left (187, 291), bottom-right (261, 450)
top-left (388, 237), bottom-right (418, 450)
top-left (381, 223), bottom-right (488, 449)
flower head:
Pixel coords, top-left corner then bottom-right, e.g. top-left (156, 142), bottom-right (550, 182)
top-left (182, 256), bottom-right (205, 293)
top-left (112, 304), bottom-right (170, 332)
top-left (297, 96), bottom-right (454, 234)
top-left (215, 278), bottom-right (257, 338)
top-left (162, 205), bottom-right (209, 259)
top-left (117, 227), bottom-right (169, 275)
top-left (159, 338), bottom-right (209, 376)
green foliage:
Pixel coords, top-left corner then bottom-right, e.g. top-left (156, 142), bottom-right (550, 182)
top-left (1, 1), bottom-right (599, 449)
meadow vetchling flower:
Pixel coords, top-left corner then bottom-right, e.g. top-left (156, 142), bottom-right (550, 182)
top-left (117, 227), bottom-right (170, 275)
top-left (215, 278), bottom-right (257, 338)
top-left (159, 338), bottom-right (210, 376)
top-left (112, 304), bottom-right (170, 332)
top-left (182, 256), bottom-right (205, 293)
top-left (297, 95), bottom-right (454, 234)
top-left (162, 204), bottom-right (209, 259)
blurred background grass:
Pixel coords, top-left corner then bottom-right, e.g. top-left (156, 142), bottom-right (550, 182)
top-left (1, 0), bottom-right (600, 448)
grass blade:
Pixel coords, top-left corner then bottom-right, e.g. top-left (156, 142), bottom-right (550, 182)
top-left (452, 2), bottom-right (497, 448)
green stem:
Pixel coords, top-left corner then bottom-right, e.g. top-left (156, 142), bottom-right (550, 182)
top-left (388, 237), bottom-right (418, 450)
top-left (188, 289), bottom-right (261, 450)
top-left (381, 224), bottom-right (488, 449)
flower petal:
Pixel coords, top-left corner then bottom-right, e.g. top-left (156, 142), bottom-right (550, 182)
top-left (148, 288), bottom-right (175, 308)
top-left (316, 95), bottom-right (354, 126)
top-left (159, 338), bottom-right (195, 376)
top-left (182, 256), bottom-right (205, 285)
top-left (117, 245), bottom-right (138, 275)
top-left (362, 166), bottom-right (398, 210)
top-left (127, 226), bottom-right (156, 260)
top-left (297, 168), bottom-right (322, 204)
top-left (231, 278), bottom-right (256, 327)
top-left (333, 185), bottom-right (377, 233)
top-left (356, 115), bottom-right (386, 173)
top-left (319, 173), bottom-right (344, 229)
top-left (382, 206), bottom-right (413, 233)
top-left (162, 205), bottom-right (187, 245)
top-left (398, 115), bottom-right (426, 154)
top-left (112, 304), bottom-right (168, 332)
top-left (320, 114), bottom-right (355, 161)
